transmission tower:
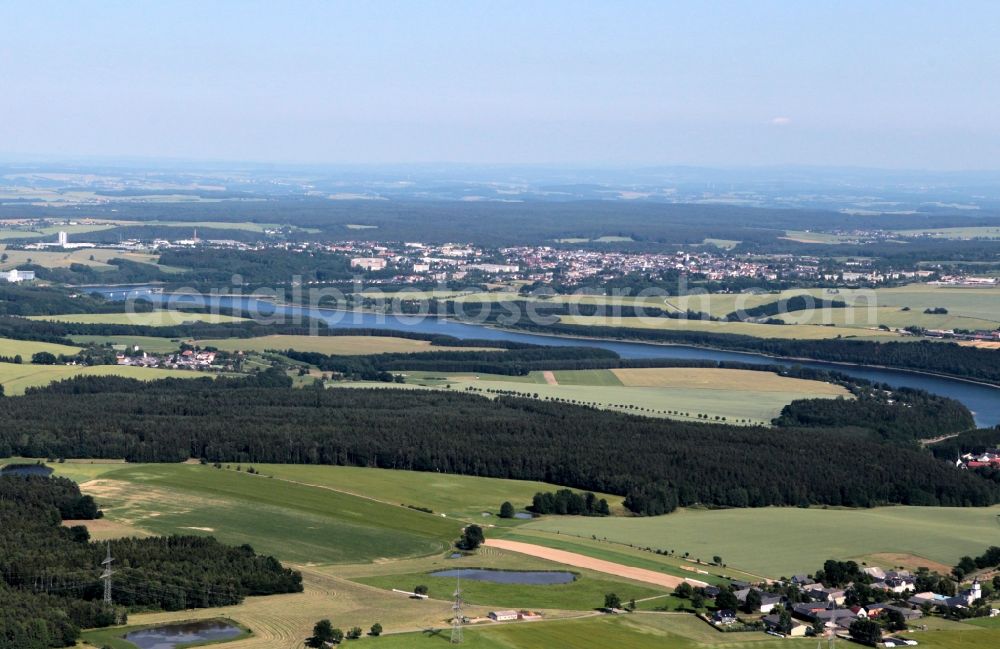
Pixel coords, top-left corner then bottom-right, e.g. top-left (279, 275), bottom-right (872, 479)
top-left (100, 542), bottom-right (114, 605)
top-left (450, 570), bottom-right (463, 644)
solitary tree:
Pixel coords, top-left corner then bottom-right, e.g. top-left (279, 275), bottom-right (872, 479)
top-left (310, 619), bottom-right (335, 647)
top-left (414, 584), bottom-right (429, 596)
top-left (674, 582), bottom-right (693, 599)
top-left (346, 627), bottom-right (362, 640)
top-left (459, 524), bottom-right (485, 550)
top-left (604, 593), bottom-right (622, 610)
top-left (499, 501), bottom-right (515, 519)
top-left (31, 351), bottom-right (58, 365)
top-left (369, 623), bottom-right (383, 637)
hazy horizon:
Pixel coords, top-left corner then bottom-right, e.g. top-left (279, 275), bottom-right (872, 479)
top-left (2, 1), bottom-right (999, 170)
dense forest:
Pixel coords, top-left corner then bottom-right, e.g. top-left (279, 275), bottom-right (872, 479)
top-left (283, 345), bottom-right (619, 379)
top-left (774, 386), bottom-right (975, 443)
top-left (0, 285), bottom-right (154, 317)
top-left (0, 475), bottom-right (301, 649)
top-left (1, 199), bottom-right (991, 250)
top-left (0, 371), bottom-right (994, 515)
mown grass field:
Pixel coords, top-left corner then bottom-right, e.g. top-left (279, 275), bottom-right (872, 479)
top-left (32, 309), bottom-right (248, 326)
top-left (356, 568), bottom-right (665, 611)
top-left (70, 334), bottom-right (184, 353)
top-left (251, 464), bottom-right (621, 519)
top-left (895, 226), bottom-right (1000, 240)
top-left (0, 222), bottom-right (119, 240)
top-left (74, 464), bottom-right (462, 564)
top-left (405, 367), bottom-right (848, 425)
top-left (0, 246), bottom-right (162, 270)
top-left (557, 313), bottom-right (898, 340)
top-left (610, 367), bottom-right (846, 395)
top-left (193, 335), bottom-right (488, 356)
top-left (0, 336), bottom-right (81, 358)
top-left (0, 362), bottom-right (199, 394)
top-left (368, 614), bottom-right (821, 649)
top-left (523, 505), bottom-right (1000, 578)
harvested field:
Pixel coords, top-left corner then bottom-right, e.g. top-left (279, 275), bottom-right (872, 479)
top-left (483, 540), bottom-right (706, 590)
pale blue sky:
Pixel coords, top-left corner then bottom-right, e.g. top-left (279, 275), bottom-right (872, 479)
top-left (1, 1), bottom-right (998, 169)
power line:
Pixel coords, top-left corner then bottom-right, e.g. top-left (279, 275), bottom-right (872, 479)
top-left (100, 542), bottom-right (114, 605)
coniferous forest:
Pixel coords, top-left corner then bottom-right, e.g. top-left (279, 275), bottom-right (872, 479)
top-left (0, 371), bottom-right (995, 516)
top-left (0, 475), bottom-right (302, 649)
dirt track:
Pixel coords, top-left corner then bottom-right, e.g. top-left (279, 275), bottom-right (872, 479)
top-left (541, 370), bottom-right (559, 385)
top-left (484, 539), bottom-right (707, 590)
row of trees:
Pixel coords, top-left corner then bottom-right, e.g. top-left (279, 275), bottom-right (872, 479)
top-left (529, 489), bottom-right (610, 516)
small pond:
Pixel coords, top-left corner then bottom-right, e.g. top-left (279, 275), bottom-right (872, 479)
top-left (429, 569), bottom-right (576, 585)
top-left (122, 619), bottom-right (243, 649)
top-left (0, 464), bottom-right (53, 477)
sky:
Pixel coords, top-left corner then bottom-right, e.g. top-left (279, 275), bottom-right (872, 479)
top-left (1, 1), bottom-right (998, 169)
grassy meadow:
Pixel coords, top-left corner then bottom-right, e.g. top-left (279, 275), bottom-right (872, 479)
top-left (0, 246), bottom-right (163, 270)
top-left (69, 334), bottom-right (185, 353)
top-left (402, 367), bottom-right (848, 425)
top-left (558, 313), bottom-right (899, 339)
top-left (193, 334), bottom-right (488, 356)
top-left (522, 505), bottom-right (1000, 578)
top-left (72, 464), bottom-right (462, 564)
top-left (0, 336), bottom-right (81, 358)
top-left (0, 362), bottom-right (199, 395)
top-left (250, 464), bottom-right (621, 519)
top-left (31, 309), bottom-right (248, 326)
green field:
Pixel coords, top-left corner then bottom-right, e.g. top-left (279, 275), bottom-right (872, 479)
top-left (368, 614), bottom-right (818, 649)
top-left (0, 336), bottom-right (81, 358)
top-left (194, 335), bottom-right (488, 356)
top-left (32, 309), bottom-right (248, 326)
top-left (0, 246), bottom-right (163, 270)
top-left (357, 569), bottom-right (665, 611)
top-left (522, 506), bottom-right (1000, 578)
top-left (251, 464), bottom-right (620, 519)
top-left (558, 313), bottom-right (898, 340)
top-left (404, 367), bottom-right (848, 425)
top-left (895, 226), bottom-right (1000, 240)
top-left (0, 222), bottom-right (119, 240)
top-left (0, 362), bottom-right (199, 394)
top-left (70, 334), bottom-right (184, 353)
top-left (71, 464), bottom-right (462, 564)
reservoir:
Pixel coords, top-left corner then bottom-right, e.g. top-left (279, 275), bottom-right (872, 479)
top-left (91, 288), bottom-right (1000, 426)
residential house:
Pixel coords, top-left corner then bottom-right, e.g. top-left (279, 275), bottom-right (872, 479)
top-left (712, 610), bottom-right (738, 625)
top-left (762, 615), bottom-right (808, 637)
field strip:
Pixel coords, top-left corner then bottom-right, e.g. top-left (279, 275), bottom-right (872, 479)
top-left (484, 540), bottom-right (707, 590)
top-left (542, 370), bottom-right (559, 385)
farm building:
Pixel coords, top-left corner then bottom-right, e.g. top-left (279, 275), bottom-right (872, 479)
top-left (488, 610), bottom-right (519, 622)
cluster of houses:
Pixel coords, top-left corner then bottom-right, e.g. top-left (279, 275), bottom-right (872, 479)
top-left (116, 349), bottom-right (217, 370)
top-left (958, 450), bottom-right (1000, 470)
top-left (710, 567), bottom-right (994, 639)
